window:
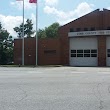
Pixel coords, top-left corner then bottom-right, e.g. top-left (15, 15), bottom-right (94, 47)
top-left (77, 50), bottom-right (83, 53)
top-left (84, 28), bottom-right (88, 31)
top-left (107, 49), bottom-right (110, 53)
top-left (91, 27), bottom-right (95, 31)
top-left (84, 54), bottom-right (90, 57)
top-left (71, 49), bottom-right (97, 58)
top-left (77, 54), bottom-right (83, 57)
top-left (91, 49), bottom-right (97, 57)
top-left (91, 54), bottom-right (97, 57)
top-left (107, 27), bottom-right (110, 30)
top-left (77, 50), bottom-right (83, 57)
top-left (71, 49), bottom-right (83, 57)
top-left (84, 49), bottom-right (97, 57)
top-left (71, 54), bottom-right (76, 57)
top-left (107, 49), bottom-right (110, 57)
top-left (44, 50), bottom-right (56, 54)
top-left (84, 49), bottom-right (90, 57)
top-left (76, 28), bottom-right (81, 32)
top-left (91, 49), bottom-right (97, 53)
top-left (71, 50), bottom-right (76, 53)
top-left (108, 54), bottom-right (110, 57)
top-left (84, 50), bottom-right (90, 53)
top-left (70, 28), bottom-right (74, 32)
top-left (71, 50), bottom-right (76, 57)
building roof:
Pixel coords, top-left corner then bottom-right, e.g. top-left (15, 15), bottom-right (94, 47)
top-left (60, 8), bottom-right (110, 28)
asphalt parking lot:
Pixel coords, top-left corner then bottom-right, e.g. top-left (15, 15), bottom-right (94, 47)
top-left (0, 66), bottom-right (110, 110)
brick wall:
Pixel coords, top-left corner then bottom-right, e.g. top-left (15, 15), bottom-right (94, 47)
top-left (98, 36), bottom-right (106, 66)
top-left (14, 38), bottom-right (36, 65)
top-left (14, 38), bottom-right (61, 65)
top-left (38, 39), bottom-right (61, 65)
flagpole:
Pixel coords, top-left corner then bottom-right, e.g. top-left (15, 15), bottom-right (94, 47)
top-left (36, 1), bottom-right (38, 66)
top-left (22, 0), bottom-right (24, 65)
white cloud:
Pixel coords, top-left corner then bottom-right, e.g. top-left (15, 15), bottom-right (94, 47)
top-left (44, 2), bottom-right (94, 25)
top-left (44, 6), bottom-right (57, 14)
top-left (44, 6), bottom-right (75, 24)
top-left (74, 2), bottom-right (94, 17)
top-left (31, 13), bottom-right (36, 24)
top-left (107, 7), bottom-right (110, 10)
top-left (44, 0), bottom-right (58, 6)
top-left (0, 14), bottom-right (24, 37)
top-left (30, 13), bottom-right (36, 29)
top-left (10, 0), bottom-right (36, 10)
top-left (0, 14), bottom-right (36, 38)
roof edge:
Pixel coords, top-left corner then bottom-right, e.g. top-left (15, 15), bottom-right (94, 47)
top-left (60, 9), bottom-right (100, 28)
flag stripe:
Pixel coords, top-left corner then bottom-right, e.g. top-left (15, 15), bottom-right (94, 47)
top-left (29, 0), bottom-right (37, 3)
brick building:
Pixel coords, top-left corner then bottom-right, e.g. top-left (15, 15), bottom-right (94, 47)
top-left (14, 38), bottom-right (61, 65)
top-left (14, 9), bottom-right (110, 66)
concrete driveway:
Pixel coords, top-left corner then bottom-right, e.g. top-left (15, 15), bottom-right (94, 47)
top-left (0, 67), bottom-right (110, 110)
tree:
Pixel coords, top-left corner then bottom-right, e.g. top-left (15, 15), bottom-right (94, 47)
top-left (45, 22), bottom-right (60, 38)
top-left (38, 29), bottom-right (47, 39)
top-left (13, 19), bottom-right (35, 38)
top-left (0, 22), bottom-right (13, 64)
top-left (38, 22), bottom-right (60, 39)
top-left (13, 23), bottom-right (23, 38)
top-left (25, 19), bottom-right (35, 38)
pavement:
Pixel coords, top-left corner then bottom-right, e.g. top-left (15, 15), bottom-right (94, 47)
top-left (0, 66), bottom-right (110, 110)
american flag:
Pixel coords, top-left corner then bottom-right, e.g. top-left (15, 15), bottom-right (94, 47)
top-left (29, 0), bottom-right (37, 3)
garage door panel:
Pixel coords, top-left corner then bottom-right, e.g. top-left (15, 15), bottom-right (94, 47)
top-left (69, 37), bottom-right (98, 66)
top-left (70, 38), bottom-right (97, 49)
top-left (70, 58), bottom-right (97, 66)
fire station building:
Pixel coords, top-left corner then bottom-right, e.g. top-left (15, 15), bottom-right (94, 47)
top-left (14, 9), bottom-right (110, 66)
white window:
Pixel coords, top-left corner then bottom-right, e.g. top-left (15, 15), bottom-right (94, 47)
top-left (71, 49), bottom-right (97, 58)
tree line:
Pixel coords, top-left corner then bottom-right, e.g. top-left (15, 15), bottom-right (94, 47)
top-left (14, 19), bottom-right (60, 39)
top-left (0, 19), bottom-right (60, 64)
top-left (0, 22), bottom-right (13, 64)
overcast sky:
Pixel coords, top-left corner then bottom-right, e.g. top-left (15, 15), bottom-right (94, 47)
top-left (0, 0), bottom-right (110, 37)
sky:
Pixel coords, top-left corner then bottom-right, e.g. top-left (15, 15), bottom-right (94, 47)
top-left (0, 0), bottom-right (110, 38)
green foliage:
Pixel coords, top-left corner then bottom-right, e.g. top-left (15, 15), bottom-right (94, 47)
top-left (38, 29), bottom-right (47, 39)
top-left (0, 22), bottom-right (13, 65)
top-left (25, 19), bottom-right (34, 38)
top-left (13, 24), bottom-right (23, 38)
top-left (38, 22), bottom-right (60, 39)
top-left (14, 19), bottom-right (35, 38)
